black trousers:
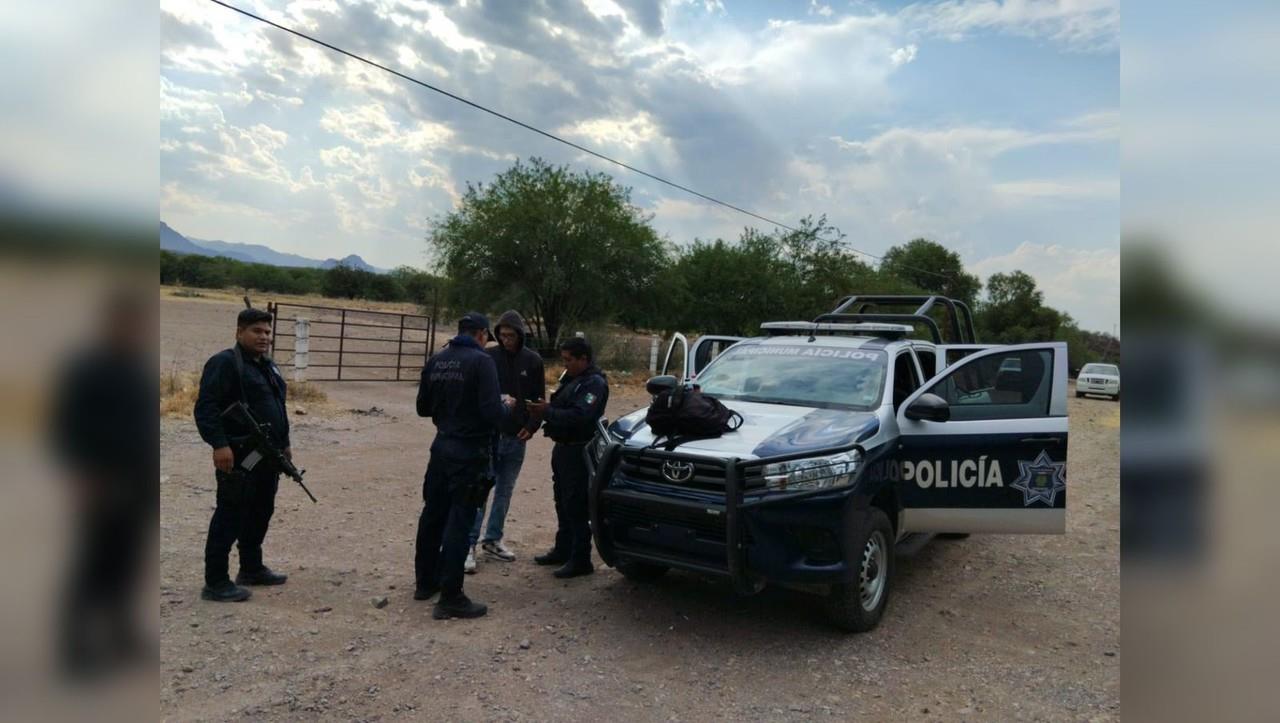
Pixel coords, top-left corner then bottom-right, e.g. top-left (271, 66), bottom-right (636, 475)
top-left (414, 444), bottom-right (485, 599)
top-left (204, 468), bottom-right (279, 586)
top-left (59, 487), bottom-right (153, 674)
top-left (551, 443), bottom-right (592, 565)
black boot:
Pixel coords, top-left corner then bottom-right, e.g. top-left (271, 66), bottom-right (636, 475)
top-left (236, 567), bottom-right (288, 586)
top-left (552, 560), bottom-right (595, 579)
top-left (433, 593), bottom-right (488, 620)
top-left (413, 583), bottom-right (440, 601)
top-left (201, 580), bottom-right (252, 602)
top-left (534, 549), bottom-right (569, 566)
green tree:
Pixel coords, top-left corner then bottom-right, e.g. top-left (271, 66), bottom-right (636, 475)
top-left (429, 158), bottom-right (668, 344)
top-left (663, 234), bottom-right (793, 334)
top-left (322, 263), bottom-right (367, 299)
top-left (880, 238), bottom-right (982, 305)
top-left (977, 270), bottom-right (1070, 343)
top-left (389, 266), bottom-right (439, 306)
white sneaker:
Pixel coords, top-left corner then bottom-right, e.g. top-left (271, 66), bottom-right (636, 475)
top-left (482, 540), bottom-right (516, 562)
top-left (464, 547), bottom-right (477, 574)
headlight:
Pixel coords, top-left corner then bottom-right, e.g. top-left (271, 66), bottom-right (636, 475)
top-left (589, 429), bottom-right (619, 465)
top-left (589, 433), bottom-right (608, 464)
top-left (763, 449), bottom-right (862, 492)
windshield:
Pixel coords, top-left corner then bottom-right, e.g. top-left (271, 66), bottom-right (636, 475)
top-left (1082, 364), bottom-right (1119, 376)
top-left (693, 343), bottom-right (887, 410)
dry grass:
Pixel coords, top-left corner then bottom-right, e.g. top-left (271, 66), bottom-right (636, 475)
top-left (160, 369), bottom-right (330, 418)
top-left (160, 370), bottom-right (200, 418)
top-left (160, 284), bottom-right (425, 315)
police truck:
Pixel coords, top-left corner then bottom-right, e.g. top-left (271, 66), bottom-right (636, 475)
top-left (586, 296), bottom-right (1068, 632)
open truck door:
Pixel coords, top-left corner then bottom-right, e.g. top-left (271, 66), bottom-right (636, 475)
top-left (895, 342), bottom-right (1069, 535)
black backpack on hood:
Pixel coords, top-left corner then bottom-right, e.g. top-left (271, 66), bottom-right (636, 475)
top-left (645, 380), bottom-right (743, 446)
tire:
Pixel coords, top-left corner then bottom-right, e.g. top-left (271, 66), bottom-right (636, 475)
top-left (825, 508), bottom-right (894, 633)
top-left (939, 532), bottom-right (970, 540)
top-left (1075, 391), bottom-right (1085, 398)
top-left (616, 559), bottom-right (669, 583)
top-left (1113, 393), bottom-right (1121, 402)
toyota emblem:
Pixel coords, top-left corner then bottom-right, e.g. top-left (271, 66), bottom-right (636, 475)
top-left (661, 460), bottom-right (696, 483)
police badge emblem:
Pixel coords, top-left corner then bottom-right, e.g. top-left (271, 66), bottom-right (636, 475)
top-left (1010, 450), bottom-right (1067, 506)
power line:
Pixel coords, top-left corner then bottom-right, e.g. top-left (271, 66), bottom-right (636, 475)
top-left (204, 0), bottom-right (954, 280)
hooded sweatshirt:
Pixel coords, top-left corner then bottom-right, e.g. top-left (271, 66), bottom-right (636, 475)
top-left (486, 309), bottom-right (546, 437)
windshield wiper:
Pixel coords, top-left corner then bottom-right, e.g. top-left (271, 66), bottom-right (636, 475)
top-left (732, 394), bottom-right (813, 408)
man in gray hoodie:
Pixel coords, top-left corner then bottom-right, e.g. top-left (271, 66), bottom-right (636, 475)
top-left (466, 310), bottom-right (545, 571)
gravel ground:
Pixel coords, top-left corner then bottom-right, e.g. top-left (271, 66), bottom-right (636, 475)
top-left (160, 294), bottom-right (1119, 722)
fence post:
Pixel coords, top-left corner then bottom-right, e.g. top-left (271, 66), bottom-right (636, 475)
top-left (294, 317), bottom-right (310, 382)
top-left (649, 335), bottom-right (660, 373)
top-left (268, 301), bottom-right (277, 357)
top-left (396, 313), bottom-right (405, 382)
top-left (337, 308), bottom-right (346, 381)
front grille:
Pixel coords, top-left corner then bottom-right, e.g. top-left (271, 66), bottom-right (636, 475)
top-left (617, 451), bottom-right (765, 492)
top-left (607, 496), bottom-right (727, 543)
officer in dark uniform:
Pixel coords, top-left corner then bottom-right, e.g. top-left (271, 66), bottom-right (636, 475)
top-left (194, 308), bottom-right (292, 603)
top-left (527, 337), bottom-right (609, 578)
top-left (414, 312), bottom-right (514, 619)
top-left (50, 287), bottom-right (157, 674)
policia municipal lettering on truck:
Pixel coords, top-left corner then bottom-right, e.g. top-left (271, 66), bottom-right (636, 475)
top-left (587, 295), bottom-right (1069, 632)
top-left (871, 455), bottom-right (1007, 489)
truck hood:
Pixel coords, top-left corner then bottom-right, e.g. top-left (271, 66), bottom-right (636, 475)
top-left (613, 400), bottom-right (879, 460)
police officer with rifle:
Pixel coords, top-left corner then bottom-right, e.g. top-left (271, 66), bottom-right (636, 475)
top-left (194, 308), bottom-right (299, 603)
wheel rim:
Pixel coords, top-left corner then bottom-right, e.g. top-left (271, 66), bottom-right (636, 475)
top-left (859, 530), bottom-right (888, 612)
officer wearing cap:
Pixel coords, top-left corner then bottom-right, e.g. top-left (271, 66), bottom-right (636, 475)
top-left (194, 307), bottom-right (292, 603)
top-left (527, 337), bottom-right (609, 578)
top-left (414, 312), bottom-right (515, 619)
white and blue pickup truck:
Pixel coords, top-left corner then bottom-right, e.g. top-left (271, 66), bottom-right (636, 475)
top-left (586, 296), bottom-right (1069, 632)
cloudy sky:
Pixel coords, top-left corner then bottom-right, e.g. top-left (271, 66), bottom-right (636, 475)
top-left (160, 0), bottom-right (1119, 332)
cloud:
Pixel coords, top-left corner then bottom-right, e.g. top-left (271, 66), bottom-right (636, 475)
top-left (158, 0), bottom-right (1117, 314)
top-left (614, 0), bottom-right (666, 36)
top-left (161, 9), bottom-right (219, 50)
top-left (902, 0), bottom-right (1119, 52)
top-left (809, 1), bottom-right (835, 18)
top-left (993, 178), bottom-right (1119, 201)
top-left (890, 43), bottom-right (918, 66)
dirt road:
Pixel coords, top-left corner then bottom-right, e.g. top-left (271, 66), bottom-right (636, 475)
top-left (160, 295), bottom-right (1119, 721)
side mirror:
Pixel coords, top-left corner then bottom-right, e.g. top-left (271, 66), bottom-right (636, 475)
top-left (905, 393), bottom-right (950, 423)
top-left (645, 374), bottom-right (679, 396)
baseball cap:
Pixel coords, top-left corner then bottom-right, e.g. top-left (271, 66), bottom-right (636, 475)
top-left (458, 312), bottom-right (490, 332)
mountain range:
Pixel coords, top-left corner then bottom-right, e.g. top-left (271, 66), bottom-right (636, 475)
top-left (160, 221), bottom-right (386, 273)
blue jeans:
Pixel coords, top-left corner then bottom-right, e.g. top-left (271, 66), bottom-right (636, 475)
top-left (470, 435), bottom-right (526, 545)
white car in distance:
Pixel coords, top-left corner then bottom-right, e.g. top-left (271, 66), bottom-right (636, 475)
top-left (1076, 363), bottom-right (1120, 400)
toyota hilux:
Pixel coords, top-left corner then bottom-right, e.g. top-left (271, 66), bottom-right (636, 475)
top-left (586, 296), bottom-right (1069, 632)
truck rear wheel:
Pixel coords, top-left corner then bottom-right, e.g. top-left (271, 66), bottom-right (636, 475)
top-left (825, 508), bottom-right (894, 633)
top-left (616, 559), bottom-right (669, 583)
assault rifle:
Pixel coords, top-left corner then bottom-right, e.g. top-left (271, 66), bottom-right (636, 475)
top-left (221, 400), bottom-right (317, 503)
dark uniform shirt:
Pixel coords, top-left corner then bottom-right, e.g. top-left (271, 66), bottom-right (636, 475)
top-left (542, 365), bottom-right (609, 444)
top-left (194, 344), bottom-right (290, 450)
top-left (417, 334), bottom-right (507, 443)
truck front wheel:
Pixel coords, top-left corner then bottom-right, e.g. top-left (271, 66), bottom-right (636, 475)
top-left (825, 508), bottom-right (894, 633)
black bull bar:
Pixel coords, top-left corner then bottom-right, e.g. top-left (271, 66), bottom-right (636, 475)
top-left (586, 419), bottom-right (755, 595)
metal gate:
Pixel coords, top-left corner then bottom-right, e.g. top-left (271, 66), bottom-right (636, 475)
top-left (267, 301), bottom-right (437, 381)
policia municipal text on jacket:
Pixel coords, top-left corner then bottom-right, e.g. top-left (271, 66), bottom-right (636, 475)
top-left (413, 312), bottom-right (515, 619)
